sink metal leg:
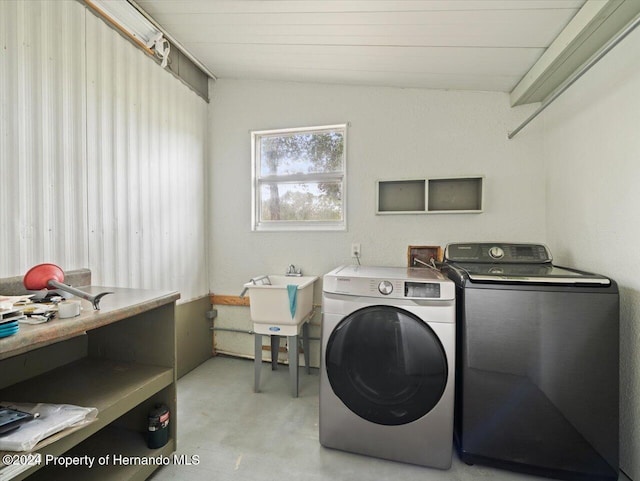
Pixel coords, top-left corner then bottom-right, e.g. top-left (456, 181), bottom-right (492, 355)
top-left (270, 335), bottom-right (280, 370)
top-left (254, 334), bottom-right (262, 393)
top-left (302, 322), bottom-right (310, 374)
top-left (288, 335), bottom-right (299, 397)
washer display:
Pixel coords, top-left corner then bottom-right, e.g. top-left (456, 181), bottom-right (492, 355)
top-left (320, 265), bottom-right (456, 469)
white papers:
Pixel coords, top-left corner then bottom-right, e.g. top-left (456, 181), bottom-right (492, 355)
top-left (0, 403), bottom-right (98, 452)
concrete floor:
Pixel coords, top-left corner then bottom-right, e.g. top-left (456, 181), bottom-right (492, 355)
top-left (150, 356), bottom-right (630, 481)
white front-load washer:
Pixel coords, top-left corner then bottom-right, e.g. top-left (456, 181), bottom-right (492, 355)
top-left (320, 265), bottom-right (456, 469)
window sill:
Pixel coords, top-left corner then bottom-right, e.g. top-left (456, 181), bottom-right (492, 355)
top-left (253, 222), bottom-right (346, 232)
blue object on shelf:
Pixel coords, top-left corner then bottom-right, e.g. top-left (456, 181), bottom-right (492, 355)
top-left (0, 325), bottom-right (19, 338)
top-left (0, 320), bottom-right (18, 330)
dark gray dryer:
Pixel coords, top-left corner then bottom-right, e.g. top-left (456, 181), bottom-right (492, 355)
top-left (441, 242), bottom-right (619, 481)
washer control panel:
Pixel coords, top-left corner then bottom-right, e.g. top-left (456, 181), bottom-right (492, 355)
top-left (371, 280), bottom-right (441, 298)
top-left (367, 279), bottom-right (441, 298)
top-left (445, 243), bottom-right (551, 263)
top-left (362, 279), bottom-right (441, 299)
top-left (323, 266), bottom-right (455, 301)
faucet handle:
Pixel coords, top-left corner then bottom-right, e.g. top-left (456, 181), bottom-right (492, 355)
top-left (286, 264), bottom-right (302, 276)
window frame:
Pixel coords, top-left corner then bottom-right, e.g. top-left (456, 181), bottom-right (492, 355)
top-left (251, 124), bottom-right (347, 232)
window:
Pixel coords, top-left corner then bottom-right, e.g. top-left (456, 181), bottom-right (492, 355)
top-left (251, 124), bottom-right (347, 231)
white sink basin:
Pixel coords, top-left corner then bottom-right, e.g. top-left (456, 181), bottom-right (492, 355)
top-left (243, 275), bottom-right (318, 336)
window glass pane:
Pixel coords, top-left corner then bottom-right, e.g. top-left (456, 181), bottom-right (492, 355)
top-left (259, 130), bottom-right (344, 176)
top-left (260, 181), bottom-right (343, 222)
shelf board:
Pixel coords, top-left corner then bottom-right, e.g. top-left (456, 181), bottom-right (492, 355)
top-left (0, 358), bottom-right (173, 479)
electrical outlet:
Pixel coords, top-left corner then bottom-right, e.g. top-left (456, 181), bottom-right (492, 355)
top-left (351, 243), bottom-right (361, 258)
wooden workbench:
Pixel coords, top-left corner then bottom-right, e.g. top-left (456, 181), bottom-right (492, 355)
top-left (0, 286), bottom-right (179, 480)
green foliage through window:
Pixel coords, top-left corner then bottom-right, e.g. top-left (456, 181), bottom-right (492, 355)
top-left (252, 125), bottom-right (346, 230)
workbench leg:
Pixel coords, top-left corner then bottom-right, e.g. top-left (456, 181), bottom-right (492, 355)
top-left (288, 335), bottom-right (299, 397)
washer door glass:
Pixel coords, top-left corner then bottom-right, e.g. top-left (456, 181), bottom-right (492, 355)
top-left (326, 305), bottom-right (448, 426)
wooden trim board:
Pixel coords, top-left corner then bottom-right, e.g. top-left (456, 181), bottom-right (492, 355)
top-left (210, 294), bottom-right (250, 306)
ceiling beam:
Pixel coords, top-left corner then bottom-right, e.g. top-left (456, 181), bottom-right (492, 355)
top-left (510, 0), bottom-right (640, 106)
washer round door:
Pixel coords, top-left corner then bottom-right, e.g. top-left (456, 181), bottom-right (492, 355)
top-left (326, 305), bottom-right (448, 426)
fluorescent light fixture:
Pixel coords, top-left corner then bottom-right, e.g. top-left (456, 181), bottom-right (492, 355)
top-left (85, 0), bottom-right (170, 67)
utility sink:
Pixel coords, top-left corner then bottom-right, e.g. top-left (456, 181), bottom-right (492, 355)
top-left (244, 274), bottom-right (318, 397)
top-left (243, 275), bottom-right (318, 336)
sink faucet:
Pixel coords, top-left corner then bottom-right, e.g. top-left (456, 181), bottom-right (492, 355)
top-left (240, 275), bottom-right (271, 297)
top-left (286, 264), bottom-right (302, 276)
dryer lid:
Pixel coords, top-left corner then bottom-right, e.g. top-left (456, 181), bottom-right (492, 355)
top-left (444, 243), bottom-right (610, 285)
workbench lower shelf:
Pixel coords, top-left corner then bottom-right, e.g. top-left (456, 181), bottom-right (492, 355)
top-left (26, 426), bottom-right (176, 481)
top-left (0, 358), bottom-right (175, 480)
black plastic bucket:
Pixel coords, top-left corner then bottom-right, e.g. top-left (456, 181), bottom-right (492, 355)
top-left (147, 403), bottom-right (170, 449)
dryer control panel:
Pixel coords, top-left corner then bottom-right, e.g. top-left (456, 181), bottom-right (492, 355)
top-left (444, 243), bottom-right (552, 264)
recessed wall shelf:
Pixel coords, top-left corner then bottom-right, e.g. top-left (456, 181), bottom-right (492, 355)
top-left (377, 179), bottom-right (426, 213)
top-left (376, 176), bottom-right (484, 214)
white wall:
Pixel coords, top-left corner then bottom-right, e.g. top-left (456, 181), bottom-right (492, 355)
top-left (209, 78), bottom-right (544, 292)
top-left (0, 1), bottom-right (209, 302)
top-left (208, 78), bottom-right (544, 361)
top-left (541, 25), bottom-right (640, 480)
